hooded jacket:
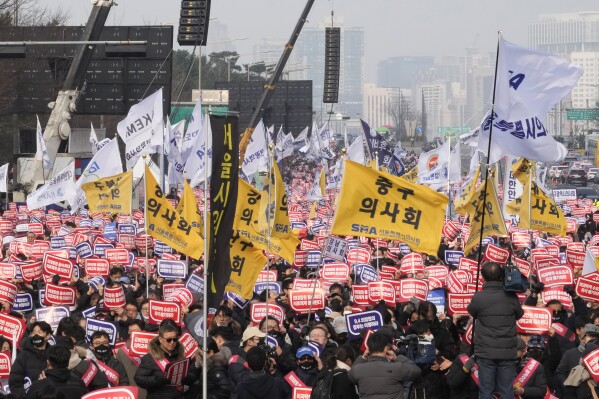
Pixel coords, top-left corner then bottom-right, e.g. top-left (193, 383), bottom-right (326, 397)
top-left (24, 367), bottom-right (88, 399)
top-left (9, 337), bottom-right (50, 398)
top-left (187, 350), bottom-right (231, 399)
top-left (236, 369), bottom-right (291, 399)
top-left (134, 336), bottom-right (199, 399)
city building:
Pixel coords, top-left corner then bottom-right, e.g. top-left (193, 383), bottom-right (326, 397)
top-left (376, 56), bottom-right (435, 89)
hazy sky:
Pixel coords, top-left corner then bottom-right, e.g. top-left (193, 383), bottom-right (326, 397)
top-left (39, 0), bottom-right (599, 81)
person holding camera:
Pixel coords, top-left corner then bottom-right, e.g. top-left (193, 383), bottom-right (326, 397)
top-left (467, 261), bottom-right (524, 399)
top-left (236, 346), bottom-right (291, 399)
top-left (229, 326), bottom-right (267, 399)
top-left (348, 330), bottom-right (421, 399)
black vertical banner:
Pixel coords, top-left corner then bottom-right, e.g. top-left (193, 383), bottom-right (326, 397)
top-left (208, 114), bottom-right (239, 310)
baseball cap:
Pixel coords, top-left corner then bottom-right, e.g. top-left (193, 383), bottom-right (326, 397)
top-left (241, 326), bottom-right (266, 343)
top-left (332, 316), bottom-right (348, 334)
top-left (584, 324), bottom-right (599, 337)
top-left (326, 312), bottom-right (343, 320)
top-left (527, 335), bottom-right (546, 350)
top-left (296, 346), bottom-right (315, 359)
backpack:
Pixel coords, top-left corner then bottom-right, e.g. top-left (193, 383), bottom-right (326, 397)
top-left (310, 369), bottom-right (347, 399)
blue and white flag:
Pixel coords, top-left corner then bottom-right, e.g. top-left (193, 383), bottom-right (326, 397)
top-left (186, 115), bottom-right (212, 187)
top-left (242, 119), bottom-right (268, 177)
top-left (418, 140), bottom-right (450, 185)
top-left (316, 122), bottom-right (335, 159)
top-left (301, 122), bottom-right (321, 160)
top-left (180, 99), bottom-right (203, 162)
top-left (293, 126), bottom-right (310, 151)
top-left (360, 119), bottom-right (393, 168)
top-left (35, 115), bottom-right (51, 174)
top-left (478, 34), bottom-right (582, 164)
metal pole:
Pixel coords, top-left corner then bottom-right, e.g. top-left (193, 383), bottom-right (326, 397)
top-left (0, 40), bottom-right (146, 45)
top-left (202, 113), bottom-right (209, 399)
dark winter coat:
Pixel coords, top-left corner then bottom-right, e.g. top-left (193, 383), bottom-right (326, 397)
top-left (134, 336), bottom-right (199, 399)
top-left (445, 355), bottom-right (479, 399)
top-left (97, 354), bottom-right (130, 386)
top-left (186, 351), bottom-right (231, 399)
top-left (516, 358), bottom-right (548, 399)
top-left (236, 370), bottom-right (291, 399)
top-left (467, 281), bottom-right (524, 360)
top-left (70, 357), bottom-right (109, 392)
top-left (348, 354), bottom-right (421, 399)
top-left (24, 368), bottom-right (88, 399)
top-left (9, 338), bottom-right (50, 398)
top-left (557, 346), bottom-right (584, 397)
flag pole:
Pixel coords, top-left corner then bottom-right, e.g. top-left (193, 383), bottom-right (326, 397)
top-left (143, 156), bottom-right (149, 298)
top-left (202, 112), bottom-right (210, 399)
top-left (264, 142), bottom-right (274, 335)
top-left (374, 151), bottom-right (380, 271)
top-left (474, 31), bottom-right (502, 291)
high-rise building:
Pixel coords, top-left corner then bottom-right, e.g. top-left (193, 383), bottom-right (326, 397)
top-left (362, 84), bottom-right (400, 129)
top-left (376, 56), bottom-right (435, 89)
top-left (294, 17), bottom-right (364, 121)
top-left (529, 12), bottom-right (599, 54)
top-left (420, 84), bottom-right (448, 141)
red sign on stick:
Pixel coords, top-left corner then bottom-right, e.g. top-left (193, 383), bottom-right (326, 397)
top-left (20, 261), bottom-right (42, 282)
top-left (566, 250), bottom-right (585, 268)
top-left (542, 288), bottom-right (573, 310)
top-left (0, 263), bottom-right (16, 280)
top-left (179, 332), bottom-right (199, 359)
top-left (43, 254), bottom-right (73, 279)
top-left (44, 284), bottom-right (76, 306)
top-left (103, 286), bottom-right (126, 309)
top-left (288, 289), bottom-right (326, 313)
top-left (320, 263), bottom-right (350, 281)
top-left (447, 293), bottom-right (474, 315)
top-left (85, 259), bottom-right (110, 277)
top-left (346, 248), bottom-right (371, 265)
top-left (397, 278), bottom-right (429, 302)
top-left (537, 265), bottom-right (573, 288)
top-left (516, 306), bottom-right (552, 335)
top-left (367, 281), bottom-right (396, 304)
top-left (351, 284), bottom-right (371, 306)
top-left (583, 348), bottom-right (599, 383)
top-left (426, 265), bottom-right (449, 280)
top-left (249, 303), bottom-right (286, 325)
top-left (484, 244), bottom-right (509, 263)
top-left (104, 249), bottom-right (130, 266)
top-left (148, 300), bottom-right (181, 325)
top-left (576, 276), bottom-right (599, 302)
top-left (0, 280), bottom-right (17, 305)
top-left (0, 313), bottom-right (25, 346)
top-left (130, 332), bottom-right (158, 355)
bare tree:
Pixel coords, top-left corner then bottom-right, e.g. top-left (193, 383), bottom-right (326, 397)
top-left (0, 0), bottom-right (69, 27)
top-left (385, 90), bottom-right (417, 143)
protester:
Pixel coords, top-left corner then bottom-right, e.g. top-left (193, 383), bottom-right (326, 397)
top-left (236, 346), bottom-right (291, 399)
top-left (467, 261), bottom-right (525, 399)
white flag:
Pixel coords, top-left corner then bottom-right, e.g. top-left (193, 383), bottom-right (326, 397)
top-left (418, 140), bottom-right (450, 185)
top-left (27, 162), bottom-right (76, 210)
top-left (583, 248), bottom-right (599, 276)
top-left (165, 121), bottom-right (185, 186)
top-left (347, 137), bottom-right (365, 165)
top-left (293, 126), bottom-right (309, 150)
top-left (317, 122), bottom-right (335, 159)
top-left (307, 169), bottom-right (323, 201)
top-left (502, 155), bottom-right (523, 218)
top-left (0, 163), bottom-right (8, 193)
top-left (181, 99), bottom-right (203, 162)
top-left (186, 116), bottom-right (212, 187)
top-left (90, 123), bottom-right (99, 155)
top-left (242, 119), bottom-right (268, 177)
top-left (71, 139), bottom-right (123, 213)
top-left (325, 159), bottom-right (343, 190)
top-left (117, 89), bottom-right (163, 169)
top-left (478, 35), bottom-right (582, 163)
top-left (34, 115), bottom-right (51, 174)
top-left (448, 140), bottom-right (461, 183)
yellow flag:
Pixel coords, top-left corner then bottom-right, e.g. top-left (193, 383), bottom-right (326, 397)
top-left (332, 160), bottom-right (448, 255)
top-left (309, 201), bottom-right (317, 219)
top-left (82, 171), bottom-right (132, 214)
top-left (506, 196), bottom-right (521, 215)
top-left (520, 179), bottom-right (566, 236)
top-left (511, 158), bottom-right (534, 185)
top-left (177, 180), bottom-right (203, 237)
top-left (144, 165), bottom-right (204, 259)
top-left (225, 234), bottom-right (267, 299)
top-left (235, 178), bottom-right (298, 263)
top-left (454, 166), bottom-right (480, 216)
top-left (401, 166), bottom-right (418, 183)
top-left (272, 162), bottom-right (291, 238)
top-left (464, 176), bottom-right (508, 254)
top-left (319, 167), bottom-right (326, 195)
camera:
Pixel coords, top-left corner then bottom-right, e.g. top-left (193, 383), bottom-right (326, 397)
top-left (394, 335), bottom-right (436, 365)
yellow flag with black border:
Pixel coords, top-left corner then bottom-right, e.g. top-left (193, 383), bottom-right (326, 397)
top-left (332, 160), bottom-right (448, 255)
top-left (82, 171), bottom-right (132, 214)
top-left (144, 165), bottom-right (203, 259)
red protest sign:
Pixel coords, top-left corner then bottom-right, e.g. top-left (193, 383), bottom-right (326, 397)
top-left (534, 255), bottom-right (559, 270)
top-left (249, 303), bottom-right (286, 324)
top-left (292, 278), bottom-right (320, 290)
top-left (104, 249), bottom-right (130, 266)
top-left (397, 278), bottom-right (429, 302)
top-left (82, 387), bottom-right (139, 399)
top-left (442, 220), bottom-right (461, 241)
top-left (20, 261), bottom-right (42, 282)
top-left (293, 250), bottom-right (308, 267)
top-left (567, 250), bottom-right (585, 268)
top-left (0, 280), bottom-right (17, 304)
top-left (545, 245), bottom-right (560, 258)
top-left (583, 348), bottom-right (599, 383)
top-left (289, 289), bottom-right (326, 313)
top-left (537, 265), bottom-right (573, 288)
top-left (292, 387), bottom-right (313, 399)
top-left (44, 284), bottom-right (76, 306)
top-left (130, 332), bottom-right (158, 355)
top-left (426, 265), bottom-right (449, 280)
top-left (0, 351), bottom-right (10, 379)
top-left (148, 300), bottom-right (181, 325)
top-left (400, 253), bottom-right (425, 275)
top-left (85, 259), bottom-right (110, 277)
top-left (0, 221), bottom-right (12, 234)
top-left (163, 283), bottom-right (185, 298)
top-left (320, 263), bottom-right (350, 281)
top-left (165, 288), bottom-right (194, 308)
top-left (346, 248), bottom-right (371, 265)
top-left (300, 240), bottom-right (320, 250)
top-left (567, 242), bottom-right (585, 252)
top-left (428, 277), bottom-right (444, 290)
top-left (458, 257), bottom-right (478, 274)
top-left (103, 286), bottom-right (126, 309)
top-left (484, 244), bottom-right (509, 263)
top-left (511, 232), bottom-right (530, 247)
top-left (516, 306), bottom-right (552, 335)
top-left (179, 332), bottom-right (199, 359)
top-left (576, 276), bottom-right (599, 302)
top-left (515, 258), bottom-right (531, 279)
top-left (0, 313), bottom-right (25, 344)
top-left (43, 254), bottom-right (73, 279)
top-left (256, 270), bottom-right (277, 283)
top-left (447, 293), bottom-right (474, 315)
top-left (542, 287), bottom-right (573, 310)
top-left (351, 284), bottom-right (371, 306)
top-left (367, 281), bottom-right (396, 304)
top-left (0, 263), bottom-right (16, 280)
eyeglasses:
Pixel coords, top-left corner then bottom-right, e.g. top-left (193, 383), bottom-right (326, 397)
top-left (162, 337), bottom-right (178, 343)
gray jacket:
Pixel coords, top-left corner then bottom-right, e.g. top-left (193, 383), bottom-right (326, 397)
top-left (467, 281), bottom-right (524, 360)
top-left (348, 354), bottom-right (421, 399)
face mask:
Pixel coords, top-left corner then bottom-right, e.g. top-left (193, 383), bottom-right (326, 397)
top-left (94, 344), bottom-right (110, 359)
top-left (299, 360), bottom-right (315, 371)
top-left (30, 335), bottom-right (44, 347)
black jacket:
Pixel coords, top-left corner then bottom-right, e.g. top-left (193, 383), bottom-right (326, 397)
top-left (9, 339), bottom-right (50, 398)
top-left (186, 351), bottom-right (231, 399)
top-left (516, 357), bottom-right (548, 399)
top-left (24, 368), bottom-right (88, 399)
top-left (236, 370), bottom-right (291, 399)
top-left (467, 281), bottom-right (524, 360)
top-left (556, 346), bottom-right (584, 396)
top-left (134, 336), bottom-right (199, 399)
top-left (97, 355), bottom-right (130, 386)
top-left (445, 355), bottom-right (478, 399)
